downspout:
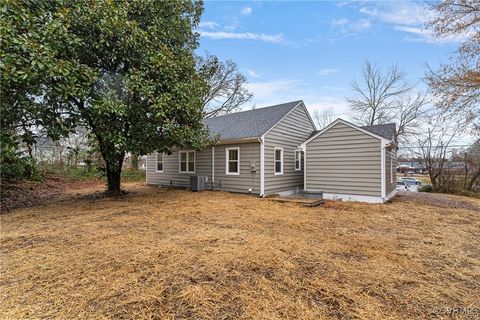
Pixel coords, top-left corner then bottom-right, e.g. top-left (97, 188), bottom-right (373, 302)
top-left (381, 141), bottom-right (386, 201)
top-left (212, 146), bottom-right (215, 183)
top-left (259, 136), bottom-right (265, 197)
top-left (303, 145), bottom-right (306, 191)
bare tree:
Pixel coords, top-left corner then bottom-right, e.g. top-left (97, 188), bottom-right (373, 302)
top-left (347, 62), bottom-right (413, 126)
top-left (313, 107), bottom-right (336, 129)
top-left (413, 115), bottom-right (462, 190)
top-left (426, 0), bottom-right (480, 127)
top-left (393, 92), bottom-right (428, 144)
top-left (197, 54), bottom-right (253, 118)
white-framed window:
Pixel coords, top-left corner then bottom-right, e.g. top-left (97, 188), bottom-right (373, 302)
top-left (226, 147), bottom-right (240, 175)
top-left (274, 147), bottom-right (283, 175)
top-left (156, 152), bottom-right (164, 172)
top-left (294, 150), bottom-right (301, 171)
top-left (179, 150), bottom-right (195, 173)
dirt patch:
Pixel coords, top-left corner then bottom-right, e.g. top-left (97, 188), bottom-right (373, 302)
top-left (1, 174), bottom-right (104, 212)
top-left (1, 184), bottom-right (479, 319)
top-left (396, 191), bottom-right (480, 212)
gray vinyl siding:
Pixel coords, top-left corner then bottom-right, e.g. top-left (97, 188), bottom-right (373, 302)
top-left (146, 142), bottom-right (260, 194)
top-left (213, 142), bottom-right (260, 194)
top-left (305, 122), bottom-right (382, 197)
top-left (264, 104), bottom-right (315, 194)
top-left (385, 149), bottom-right (397, 196)
top-left (146, 149), bottom-right (212, 187)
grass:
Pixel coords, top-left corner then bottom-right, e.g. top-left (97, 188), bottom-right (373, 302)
top-left (1, 183), bottom-right (479, 319)
top-left (40, 165), bottom-right (146, 182)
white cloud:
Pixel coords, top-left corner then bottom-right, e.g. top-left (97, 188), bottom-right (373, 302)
top-left (331, 18), bottom-right (349, 27)
top-left (331, 18), bottom-right (371, 34)
top-left (359, 3), bottom-right (428, 27)
top-left (317, 68), bottom-right (339, 76)
top-left (394, 25), bottom-right (466, 44)
top-left (199, 31), bottom-right (284, 43)
top-left (247, 69), bottom-right (260, 78)
top-left (356, 1), bottom-right (466, 44)
top-left (245, 80), bottom-right (300, 106)
top-left (199, 21), bottom-right (220, 29)
top-left (241, 6), bottom-right (252, 15)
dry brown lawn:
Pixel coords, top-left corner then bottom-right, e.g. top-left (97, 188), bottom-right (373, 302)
top-left (1, 183), bottom-right (479, 319)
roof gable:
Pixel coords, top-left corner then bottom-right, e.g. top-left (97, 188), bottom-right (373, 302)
top-left (302, 118), bottom-right (393, 147)
top-left (202, 100), bottom-right (302, 141)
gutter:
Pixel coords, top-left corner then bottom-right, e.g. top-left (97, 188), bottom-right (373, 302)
top-left (215, 137), bottom-right (260, 145)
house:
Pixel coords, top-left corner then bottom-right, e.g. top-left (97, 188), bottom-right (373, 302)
top-left (146, 100), bottom-right (397, 203)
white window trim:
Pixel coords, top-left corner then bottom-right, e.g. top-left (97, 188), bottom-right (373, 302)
top-left (156, 152), bottom-right (164, 172)
top-left (294, 150), bottom-right (301, 171)
top-left (274, 147), bottom-right (284, 175)
top-left (225, 147), bottom-right (240, 175)
top-left (178, 150), bottom-right (195, 173)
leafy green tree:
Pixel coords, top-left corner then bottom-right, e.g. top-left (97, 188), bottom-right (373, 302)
top-left (1, 0), bottom-right (212, 192)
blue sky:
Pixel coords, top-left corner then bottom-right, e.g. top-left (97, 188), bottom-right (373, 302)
top-left (196, 0), bottom-right (459, 120)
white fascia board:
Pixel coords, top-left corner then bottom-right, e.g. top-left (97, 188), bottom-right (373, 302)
top-left (300, 118), bottom-right (390, 147)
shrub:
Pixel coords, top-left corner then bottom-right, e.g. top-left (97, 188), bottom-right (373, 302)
top-left (0, 147), bottom-right (42, 182)
top-left (418, 184), bottom-right (434, 193)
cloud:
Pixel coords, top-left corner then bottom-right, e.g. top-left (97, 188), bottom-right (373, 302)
top-left (199, 21), bottom-right (220, 29)
top-left (359, 2), bottom-right (428, 27)
top-left (356, 2), bottom-right (467, 44)
top-left (394, 26), bottom-right (466, 44)
top-left (331, 18), bottom-right (371, 34)
top-left (331, 18), bottom-right (349, 27)
top-left (240, 6), bottom-right (252, 15)
top-left (245, 80), bottom-right (301, 105)
top-left (199, 31), bottom-right (284, 43)
top-left (317, 68), bottom-right (339, 76)
top-left (247, 69), bottom-right (260, 78)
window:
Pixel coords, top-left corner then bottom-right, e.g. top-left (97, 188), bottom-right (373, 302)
top-left (179, 151), bottom-right (195, 173)
top-left (226, 147), bottom-right (240, 175)
top-left (294, 150), bottom-right (301, 171)
top-left (274, 147), bottom-right (283, 175)
top-left (156, 152), bottom-right (163, 172)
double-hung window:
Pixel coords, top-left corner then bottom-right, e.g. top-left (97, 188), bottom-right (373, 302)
top-left (156, 152), bottom-right (164, 172)
top-left (226, 147), bottom-right (240, 175)
top-left (294, 150), bottom-right (301, 171)
top-left (274, 147), bottom-right (283, 175)
top-left (179, 151), bottom-right (195, 173)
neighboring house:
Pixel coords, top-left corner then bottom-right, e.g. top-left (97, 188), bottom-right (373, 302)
top-left (146, 100), bottom-right (397, 203)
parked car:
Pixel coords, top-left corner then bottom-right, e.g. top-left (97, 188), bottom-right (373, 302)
top-left (396, 181), bottom-right (409, 191)
top-left (399, 177), bottom-right (422, 185)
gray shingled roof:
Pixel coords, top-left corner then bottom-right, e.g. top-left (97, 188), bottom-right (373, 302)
top-left (202, 101), bottom-right (302, 140)
top-left (361, 123), bottom-right (396, 140)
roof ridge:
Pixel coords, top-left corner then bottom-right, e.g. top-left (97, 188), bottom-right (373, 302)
top-left (361, 123), bottom-right (396, 127)
top-left (203, 100), bottom-right (302, 120)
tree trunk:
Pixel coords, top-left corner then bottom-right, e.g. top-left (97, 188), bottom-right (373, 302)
top-left (106, 159), bottom-right (123, 193)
